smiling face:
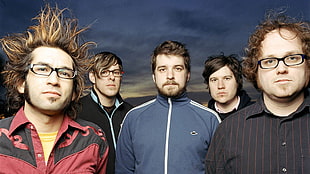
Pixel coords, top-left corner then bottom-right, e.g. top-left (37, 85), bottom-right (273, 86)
top-left (18, 46), bottom-right (75, 116)
top-left (152, 54), bottom-right (190, 98)
top-left (89, 64), bottom-right (122, 99)
top-left (257, 29), bottom-right (309, 101)
top-left (209, 66), bottom-right (238, 104)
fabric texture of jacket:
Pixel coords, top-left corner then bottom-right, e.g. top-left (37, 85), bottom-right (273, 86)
top-left (208, 89), bottom-right (254, 120)
top-left (78, 89), bottom-right (133, 174)
top-left (0, 108), bottom-right (109, 174)
top-left (115, 92), bottom-right (221, 174)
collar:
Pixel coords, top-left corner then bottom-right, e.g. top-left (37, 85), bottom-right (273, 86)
top-left (246, 89), bottom-right (310, 119)
top-left (156, 92), bottom-right (190, 107)
top-left (214, 96), bottom-right (240, 113)
top-left (90, 88), bottom-right (121, 108)
top-left (9, 107), bottom-right (85, 137)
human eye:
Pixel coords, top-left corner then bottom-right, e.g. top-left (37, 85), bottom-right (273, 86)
top-left (174, 66), bottom-right (184, 72)
top-left (261, 58), bottom-right (277, 67)
top-left (286, 55), bottom-right (301, 63)
top-left (113, 70), bottom-right (122, 76)
top-left (210, 78), bottom-right (217, 83)
top-left (58, 69), bottom-right (73, 78)
top-left (34, 64), bottom-right (50, 73)
top-left (224, 76), bottom-right (232, 81)
top-left (157, 67), bottom-right (166, 72)
top-left (100, 70), bottom-right (109, 76)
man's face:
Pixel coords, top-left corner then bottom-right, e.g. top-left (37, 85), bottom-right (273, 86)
top-left (257, 29), bottom-right (309, 101)
top-left (18, 46), bottom-right (75, 116)
top-left (89, 64), bottom-right (122, 99)
top-left (152, 54), bottom-right (190, 98)
top-left (209, 66), bottom-right (238, 104)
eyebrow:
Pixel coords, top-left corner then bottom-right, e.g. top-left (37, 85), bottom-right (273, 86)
top-left (262, 51), bottom-right (302, 58)
top-left (33, 61), bottom-right (74, 70)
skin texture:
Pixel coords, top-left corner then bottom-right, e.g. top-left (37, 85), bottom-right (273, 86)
top-left (209, 66), bottom-right (238, 111)
top-left (89, 64), bottom-right (122, 106)
top-left (152, 54), bottom-right (190, 98)
top-left (258, 29), bottom-right (309, 116)
top-left (18, 46), bottom-right (75, 132)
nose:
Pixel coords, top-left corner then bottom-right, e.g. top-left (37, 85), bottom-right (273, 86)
top-left (108, 73), bottom-right (116, 80)
top-left (167, 69), bottom-right (174, 79)
top-left (46, 71), bottom-right (60, 85)
top-left (217, 79), bottom-right (225, 89)
top-left (276, 60), bottom-right (288, 74)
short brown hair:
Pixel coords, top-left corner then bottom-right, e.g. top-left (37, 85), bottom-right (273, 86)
top-left (89, 51), bottom-right (123, 77)
top-left (151, 40), bottom-right (191, 73)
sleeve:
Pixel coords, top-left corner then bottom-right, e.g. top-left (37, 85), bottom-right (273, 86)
top-left (97, 144), bottom-right (109, 174)
top-left (205, 124), bottom-right (226, 174)
top-left (115, 113), bottom-right (135, 174)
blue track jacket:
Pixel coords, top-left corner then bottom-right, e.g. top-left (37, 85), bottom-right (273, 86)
top-left (116, 93), bottom-right (221, 174)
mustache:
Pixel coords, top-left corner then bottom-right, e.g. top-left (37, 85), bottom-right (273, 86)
top-left (163, 81), bottom-right (179, 86)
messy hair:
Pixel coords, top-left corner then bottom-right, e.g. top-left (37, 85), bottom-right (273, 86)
top-left (202, 54), bottom-right (243, 94)
top-left (243, 11), bottom-right (310, 89)
top-left (151, 40), bottom-right (191, 73)
top-left (1, 4), bottom-right (94, 119)
top-left (89, 51), bottom-right (123, 78)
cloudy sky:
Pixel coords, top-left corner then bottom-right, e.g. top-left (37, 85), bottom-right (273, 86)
top-left (0, 0), bottom-right (309, 102)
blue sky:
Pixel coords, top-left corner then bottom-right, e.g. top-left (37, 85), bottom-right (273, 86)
top-left (0, 0), bottom-right (309, 102)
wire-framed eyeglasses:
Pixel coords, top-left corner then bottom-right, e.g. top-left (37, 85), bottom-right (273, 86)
top-left (258, 54), bottom-right (307, 69)
top-left (99, 69), bottom-right (124, 77)
top-left (29, 64), bottom-right (77, 79)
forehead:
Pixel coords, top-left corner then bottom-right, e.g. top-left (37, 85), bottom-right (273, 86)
top-left (31, 46), bottom-right (74, 68)
top-left (261, 29), bottom-right (302, 57)
top-left (210, 66), bottom-right (234, 78)
top-left (155, 54), bottom-right (185, 66)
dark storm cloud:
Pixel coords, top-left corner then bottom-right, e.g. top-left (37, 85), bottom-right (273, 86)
top-left (0, 0), bottom-right (310, 99)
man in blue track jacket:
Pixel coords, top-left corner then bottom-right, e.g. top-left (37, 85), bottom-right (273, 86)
top-left (115, 40), bottom-right (221, 174)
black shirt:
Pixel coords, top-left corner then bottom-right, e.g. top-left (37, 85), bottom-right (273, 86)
top-left (205, 91), bottom-right (310, 174)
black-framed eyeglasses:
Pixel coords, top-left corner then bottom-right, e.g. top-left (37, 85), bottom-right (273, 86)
top-left (29, 64), bottom-right (77, 79)
top-left (258, 54), bottom-right (307, 69)
top-left (99, 69), bottom-right (124, 77)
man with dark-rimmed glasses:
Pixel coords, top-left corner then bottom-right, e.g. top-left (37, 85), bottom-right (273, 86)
top-left (78, 51), bottom-right (133, 174)
top-left (206, 12), bottom-right (310, 173)
top-left (0, 5), bottom-right (108, 173)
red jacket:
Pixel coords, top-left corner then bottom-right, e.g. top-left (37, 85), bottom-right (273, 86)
top-left (0, 108), bottom-right (109, 174)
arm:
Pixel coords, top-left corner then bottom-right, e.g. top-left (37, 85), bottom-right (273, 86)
top-left (115, 114), bottom-right (135, 174)
top-left (205, 124), bottom-right (225, 174)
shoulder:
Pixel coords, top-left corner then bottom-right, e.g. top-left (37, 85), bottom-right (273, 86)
top-left (0, 116), bottom-right (14, 129)
top-left (188, 100), bottom-right (221, 122)
top-left (79, 94), bottom-right (92, 103)
top-left (122, 99), bottom-right (156, 121)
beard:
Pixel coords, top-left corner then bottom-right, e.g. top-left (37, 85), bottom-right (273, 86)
top-left (156, 80), bottom-right (186, 98)
top-left (23, 81), bottom-right (71, 116)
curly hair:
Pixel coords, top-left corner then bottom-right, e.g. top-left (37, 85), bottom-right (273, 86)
top-left (0, 4), bottom-right (94, 119)
top-left (243, 11), bottom-right (310, 89)
top-left (202, 54), bottom-right (243, 94)
top-left (151, 40), bottom-right (191, 73)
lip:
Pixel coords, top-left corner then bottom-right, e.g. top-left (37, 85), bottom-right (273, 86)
top-left (274, 79), bottom-right (291, 83)
top-left (217, 92), bottom-right (227, 95)
top-left (106, 84), bottom-right (116, 87)
top-left (42, 91), bottom-right (61, 96)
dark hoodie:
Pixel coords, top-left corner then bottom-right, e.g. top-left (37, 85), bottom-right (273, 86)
top-left (208, 90), bottom-right (254, 120)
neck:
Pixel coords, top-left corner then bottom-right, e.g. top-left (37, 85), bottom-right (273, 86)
top-left (93, 88), bottom-right (117, 107)
top-left (23, 102), bottom-right (64, 133)
top-left (215, 96), bottom-right (239, 113)
top-left (263, 91), bottom-right (305, 117)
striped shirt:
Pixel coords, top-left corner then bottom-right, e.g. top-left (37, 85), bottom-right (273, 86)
top-left (205, 91), bottom-right (310, 174)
